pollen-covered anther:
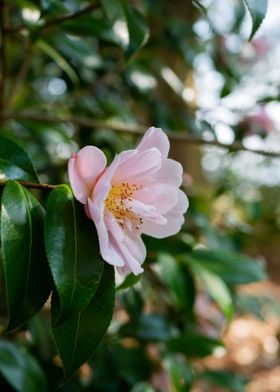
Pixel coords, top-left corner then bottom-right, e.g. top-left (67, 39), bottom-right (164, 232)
top-left (105, 182), bottom-right (143, 231)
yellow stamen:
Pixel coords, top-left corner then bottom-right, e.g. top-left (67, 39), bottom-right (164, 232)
top-left (105, 182), bottom-right (143, 231)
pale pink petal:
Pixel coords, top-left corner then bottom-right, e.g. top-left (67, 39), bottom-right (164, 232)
top-left (91, 155), bottom-right (120, 223)
top-left (116, 233), bottom-right (146, 275)
top-left (88, 198), bottom-right (124, 267)
top-left (112, 148), bottom-right (161, 184)
top-left (105, 211), bottom-right (124, 242)
top-left (142, 189), bottom-right (189, 238)
top-left (155, 159), bottom-right (183, 187)
top-left (128, 199), bottom-right (167, 225)
top-left (68, 156), bottom-right (88, 204)
top-left (134, 183), bottom-right (178, 214)
top-left (68, 146), bottom-right (107, 204)
top-left (137, 127), bottom-right (170, 158)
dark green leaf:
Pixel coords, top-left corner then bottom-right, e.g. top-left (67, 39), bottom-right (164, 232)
top-left (157, 253), bottom-right (195, 312)
top-left (167, 334), bottom-right (224, 358)
top-left (123, 4), bottom-right (149, 60)
top-left (0, 339), bottom-right (47, 392)
top-left (45, 185), bottom-right (104, 321)
top-left (1, 180), bottom-right (52, 331)
top-left (121, 287), bottom-right (144, 320)
top-left (120, 314), bottom-right (174, 341)
top-left (37, 40), bottom-right (79, 85)
top-left (243, 0), bottom-right (268, 40)
top-left (131, 383), bottom-right (156, 392)
top-left (101, 0), bottom-right (149, 59)
top-left (62, 15), bottom-right (114, 41)
top-left (185, 249), bottom-right (267, 285)
top-left (0, 135), bottom-right (38, 182)
top-left (199, 369), bottom-right (248, 392)
top-left (52, 263), bottom-right (115, 381)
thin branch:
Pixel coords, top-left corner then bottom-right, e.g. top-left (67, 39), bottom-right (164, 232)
top-left (3, 2), bottom-right (100, 34)
top-left (0, 0), bottom-right (8, 118)
top-left (3, 111), bottom-right (280, 159)
top-left (0, 179), bottom-right (56, 190)
top-left (42, 3), bottom-right (99, 30)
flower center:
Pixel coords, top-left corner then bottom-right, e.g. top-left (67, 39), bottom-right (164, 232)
top-left (105, 182), bottom-right (143, 231)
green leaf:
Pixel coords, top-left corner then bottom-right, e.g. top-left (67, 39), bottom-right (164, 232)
top-left (199, 369), bottom-right (248, 392)
top-left (121, 287), bottom-right (144, 320)
top-left (243, 0), bottom-right (268, 40)
top-left (1, 180), bottom-right (52, 331)
top-left (117, 273), bottom-right (141, 290)
top-left (45, 185), bottom-right (104, 321)
top-left (167, 334), bottom-right (224, 358)
top-left (131, 383), bottom-right (156, 392)
top-left (37, 40), bottom-right (79, 85)
top-left (0, 339), bottom-right (47, 392)
top-left (52, 263), bottom-right (115, 381)
top-left (163, 356), bottom-right (193, 392)
top-left (0, 135), bottom-right (38, 182)
top-left (189, 263), bottom-right (233, 320)
top-left (192, 0), bottom-right (207, 14)
top-left (101, 0), bottom-right (149, 59)
top-left (157, 253), bottom-right (195, 312)
top-left (123, 3), bottom-right (149, 60)
top-left (185, 249), bottom-right (267, 285)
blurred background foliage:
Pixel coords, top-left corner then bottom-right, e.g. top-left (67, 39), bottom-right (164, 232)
top-left (0, 0), bottom-right (280, 391)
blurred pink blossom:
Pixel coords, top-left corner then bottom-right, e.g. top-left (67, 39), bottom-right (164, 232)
top-left (244, 106), bottom-right (274, 136)
top-left (68, 127), bottom-right (189, 275)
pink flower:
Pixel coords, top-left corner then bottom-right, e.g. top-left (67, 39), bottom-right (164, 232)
top-left (68, 127), bottom-right (189, 275)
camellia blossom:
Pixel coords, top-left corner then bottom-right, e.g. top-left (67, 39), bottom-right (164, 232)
top-left (68, 127), bottom-right (189, 275)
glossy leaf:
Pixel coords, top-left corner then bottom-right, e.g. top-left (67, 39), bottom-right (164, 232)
top-left (243, 0), bottom-right (268, 40)
top-left (0, 339), bottom-right (47, 392)
top-left (189, 263), bottom-right (233, 319)
top-left (185, 249), bottom-right (267, 285)
top-left (167, 334), bottom-right (224, 358)
top-left (52, 264), bottom-right (115, 381)
top-left (1, 180), bottom-right (52, 331)
top-left (37, 40), bottom-right (79, 85)
top-left (45, 185), bottom-right (104, 320)
top-left (123, 3), bottom-right (149, 59)
top-left (101, 0), bottom-right (149, 59)
top-left (0, 135), bottom-right (38, 182)
top-left (157, 253), bottom-right (195, 312)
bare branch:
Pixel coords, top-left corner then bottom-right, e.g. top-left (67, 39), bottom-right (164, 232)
top-left (42, 2), bottom-right (100, 30)
top-left (3, 111), bottom-right (280, 159)
top-left (5, 2), bottom-right (100, 34)
top-left (0, 179), bottom-right (56, 190)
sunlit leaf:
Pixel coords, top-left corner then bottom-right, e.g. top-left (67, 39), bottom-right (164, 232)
top-left (243, 0), bottom-right (268, 40)
top-left (185, 249), bottom-right (267, 285)
top-left (37, 40), bottom-right (79, 85)
top-left (189, 263), bottom-right (233, 320)
top-left (0, 135), bottom-right (38, 182)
